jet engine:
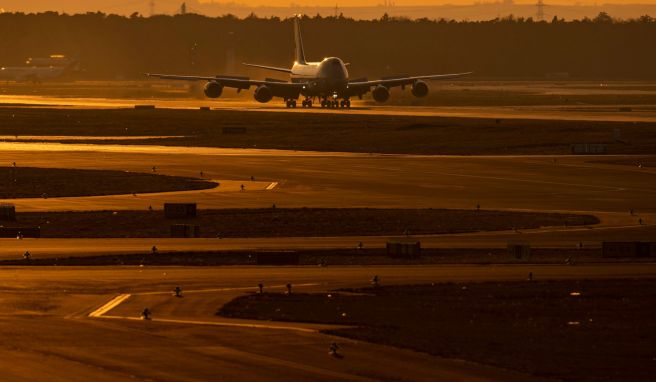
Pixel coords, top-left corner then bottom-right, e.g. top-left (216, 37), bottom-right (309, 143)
top-left (204, 81), bottom-right (223, 98)
top-left (254, 85), bottom-right (273, 103)
top-left (411, 80), bottom-right (429, 98)
top-left (372, 85), bottom-right (390, 103)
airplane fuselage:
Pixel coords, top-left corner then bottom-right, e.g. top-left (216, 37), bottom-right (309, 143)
top-left (290, 57), bottom-right (349, 98)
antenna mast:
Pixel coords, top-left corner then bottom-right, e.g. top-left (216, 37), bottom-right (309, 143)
top-left (536, 0), bottom-right (545, 21)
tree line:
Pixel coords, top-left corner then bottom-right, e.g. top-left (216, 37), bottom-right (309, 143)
top-left (0, 11), bottom-right (654, 79)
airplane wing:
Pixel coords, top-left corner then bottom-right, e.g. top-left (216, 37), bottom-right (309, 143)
top-left (145, 73), bottom-right (305, 98)
top-left (242, 63), bottom-right (294, 74)
top-left (346, 72), bottom-right (473, 96)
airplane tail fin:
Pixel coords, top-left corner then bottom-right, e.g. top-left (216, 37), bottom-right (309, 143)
top-left (294, 15), bottom-right (307, 65)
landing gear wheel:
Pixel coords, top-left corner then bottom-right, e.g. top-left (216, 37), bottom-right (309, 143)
top-left (291, 100), bottom-right (297, 108)
top-left (321, 100), bottom-right (327, 108)
top-left (346, 100), bottom-right (351, 108)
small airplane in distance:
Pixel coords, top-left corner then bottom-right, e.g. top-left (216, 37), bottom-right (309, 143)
top-left (147, 16), bottom-right (472, 109)
top-left (0, 55), bottom-right (79, 83)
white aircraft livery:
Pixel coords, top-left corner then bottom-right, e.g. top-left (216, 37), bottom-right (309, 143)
top-left (147, 16), bottom-right (472, 108)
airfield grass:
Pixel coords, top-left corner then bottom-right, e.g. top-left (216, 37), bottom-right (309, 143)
top-left (4, 208), bottom-right (598, 238)
top-left (0, 167), bottom-right (216, 198)
top-left (219, 279), bottom-right (656, 382)
top-left (1, 107), bottom-right (656, 155)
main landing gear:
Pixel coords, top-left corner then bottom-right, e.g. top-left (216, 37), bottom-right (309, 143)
top-left (286, 98), bottom-right (351, 109)
top-left (320, 98), bottom-right (351, 109)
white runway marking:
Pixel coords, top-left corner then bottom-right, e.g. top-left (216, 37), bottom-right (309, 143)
top-left (99, 315), bottom-right (320, 333)
top-left (88, 294), bottom-right (131, 318)
top-left (266, 182), bottom-right (279, 190)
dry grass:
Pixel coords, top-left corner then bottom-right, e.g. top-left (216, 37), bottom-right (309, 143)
top-left (6, 208), bottom-right (598, 238)
top-left (219, 279), bottom-right (656, 382)
top-left (0, 167), bottom-right (216, 198)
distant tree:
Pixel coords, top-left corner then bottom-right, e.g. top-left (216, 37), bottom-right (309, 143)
top-left (593, 12), bottom-right (614, 24)
top-left (0, 12), bottom-right (654, 80)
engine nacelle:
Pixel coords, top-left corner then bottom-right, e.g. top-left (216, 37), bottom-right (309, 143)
top-left (204, 81), bottom-right (223, 98)
top-left (372, 85), bottom-right (390, 103)
top-left (411, 80), bottom-right (429, 98)
top-left (254, 85), bottom-right (273, 103)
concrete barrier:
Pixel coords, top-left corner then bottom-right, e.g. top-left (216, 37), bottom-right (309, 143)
top-left (386, 241), bottom-right (421, 258)
top-left (507, 243), bottom-right (531, 260)
top-left (571, 144), bottom-right (607, 155)
top-left (602, 242), bottom-right (654, 258)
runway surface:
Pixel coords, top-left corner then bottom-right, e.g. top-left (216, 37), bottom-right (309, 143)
top-left (3, 94), bottom-right (656, 122)
top-left (1, 264), bottom-right (652, 381)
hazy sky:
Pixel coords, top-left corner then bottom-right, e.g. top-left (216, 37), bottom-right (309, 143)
top-left (196, 0), bottom-right (656, 5)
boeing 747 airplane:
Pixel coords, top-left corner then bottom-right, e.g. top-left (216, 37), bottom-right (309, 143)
top-left (147, 16), bottom-right (472, 108)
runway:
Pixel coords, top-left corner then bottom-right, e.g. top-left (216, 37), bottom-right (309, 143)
top-left (3, 94), bottom-right (656, 122)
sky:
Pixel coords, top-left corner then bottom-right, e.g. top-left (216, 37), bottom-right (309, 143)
top-left (195, 0), bottom-right (656, 5)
